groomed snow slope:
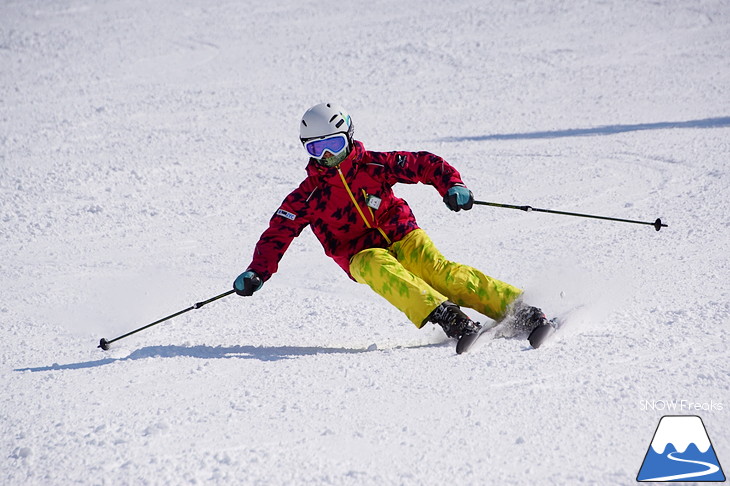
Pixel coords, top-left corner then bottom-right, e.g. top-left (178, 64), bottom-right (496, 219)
top-left (2, 1), bottom-right (729, 484)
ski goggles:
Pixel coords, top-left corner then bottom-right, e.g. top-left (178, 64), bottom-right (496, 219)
top-left (302, 133), bottom-right (349, 159)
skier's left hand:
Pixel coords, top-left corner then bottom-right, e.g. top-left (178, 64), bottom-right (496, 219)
top-left (444, 186), bottom-right (474, 212)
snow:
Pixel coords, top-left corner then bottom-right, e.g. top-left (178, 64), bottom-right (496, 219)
top-left (1, 0), bottom-right (729, 484)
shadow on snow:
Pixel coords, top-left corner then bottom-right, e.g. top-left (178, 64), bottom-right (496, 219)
top-left (15, 342), bottom-right (444, 372)
top-left (439, 116), bottom-right (730, 142)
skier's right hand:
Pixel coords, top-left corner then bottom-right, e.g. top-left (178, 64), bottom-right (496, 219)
top-left (233, 270), bottom-right (263, 296)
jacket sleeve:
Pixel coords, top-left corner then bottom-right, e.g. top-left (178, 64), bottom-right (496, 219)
top-left (375, 150), bottom-right (466, 197)
top-left (246, 184), bottom-right (312, 282)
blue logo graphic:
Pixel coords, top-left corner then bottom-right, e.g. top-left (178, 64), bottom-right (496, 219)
top-left (637, 415), bottom-right (726, 482)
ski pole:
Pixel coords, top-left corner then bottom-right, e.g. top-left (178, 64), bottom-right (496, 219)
top-left (473, 200), bottom-right (668, 231)
top-left (97, 289), bottom-right (235, 351)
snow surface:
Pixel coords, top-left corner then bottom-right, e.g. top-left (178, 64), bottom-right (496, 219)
top-left (2, 0), bottom-right (729, 484)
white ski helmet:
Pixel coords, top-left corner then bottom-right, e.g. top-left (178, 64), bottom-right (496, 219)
top-left (299, 103), bottom-right (354, 167)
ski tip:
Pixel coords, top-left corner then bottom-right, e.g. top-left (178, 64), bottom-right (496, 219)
top-left (456, 332), bottom-right (480, 354)
top-left (528, 324), bottom-right (555, 349)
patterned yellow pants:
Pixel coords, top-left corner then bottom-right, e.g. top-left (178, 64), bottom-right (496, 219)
top-left (349, 229), bottom-right (523, 327)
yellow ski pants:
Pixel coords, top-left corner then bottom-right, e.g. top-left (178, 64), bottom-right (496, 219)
top-left (349, 229), bottom-right (523, 327)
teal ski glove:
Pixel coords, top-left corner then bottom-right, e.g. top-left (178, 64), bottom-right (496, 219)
top-left (443, 186), bottom-right (474, 212)
top-left (233, 270), bottom-right (263, 296)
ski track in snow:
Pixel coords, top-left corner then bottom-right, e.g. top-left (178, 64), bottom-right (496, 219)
top-left (2, 1), bottom-right (729, 485)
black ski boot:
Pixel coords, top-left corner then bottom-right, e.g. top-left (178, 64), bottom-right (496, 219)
top-left (428, 301), bottom-right (482, 353)
top-left (503, 301), bottom-right (554, 348)
top-left (512, 303), bottom-right (549, 334)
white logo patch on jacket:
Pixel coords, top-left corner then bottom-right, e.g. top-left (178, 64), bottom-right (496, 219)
top-left (276, 208), bottom-right (297, 220)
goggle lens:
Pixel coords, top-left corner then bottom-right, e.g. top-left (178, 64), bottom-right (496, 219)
top-left (304, 134), bottom-right (348, 158)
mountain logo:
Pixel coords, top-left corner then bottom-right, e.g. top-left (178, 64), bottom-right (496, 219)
top-left (637, 415), bottom-right (726, 482)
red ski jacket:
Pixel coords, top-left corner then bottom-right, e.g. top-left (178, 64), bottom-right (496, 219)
top-left (246, 140), bottom-right (466, 281)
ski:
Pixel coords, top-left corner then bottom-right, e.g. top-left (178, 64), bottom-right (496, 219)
top-left (457, 318), bottom-right (554, 354)
top-left (527, 318), bottom-right (559, 349)
top-left (527, 305), bottom-right (586, 349)
top-left (455, 329), bottom-right (481, 354)
top-left (455, 320), bottom-right (503, 354)
top-left (456, 305), bottom-right (583, 354)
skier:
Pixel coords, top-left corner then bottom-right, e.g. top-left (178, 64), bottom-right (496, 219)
top-left (233, 103), bottom-right (551, 352)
